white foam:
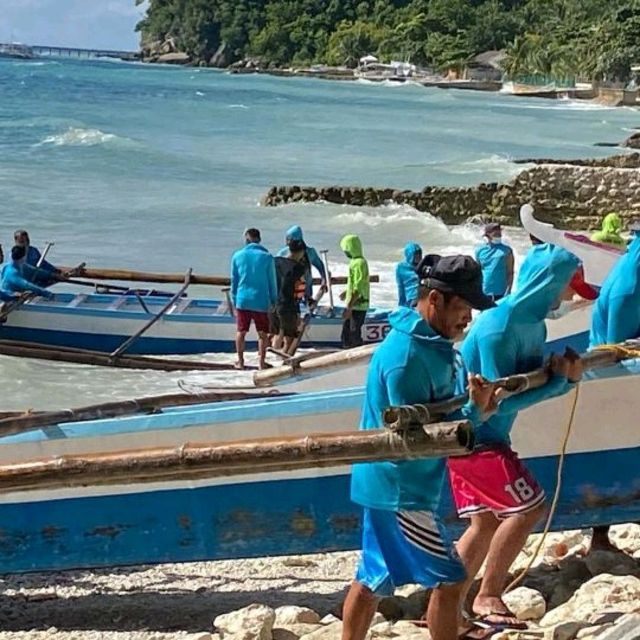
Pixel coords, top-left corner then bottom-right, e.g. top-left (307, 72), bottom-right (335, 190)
top-left (37, 127), bottom-right (122, 147)
top-left (228, 103), bottom-right (250, 109)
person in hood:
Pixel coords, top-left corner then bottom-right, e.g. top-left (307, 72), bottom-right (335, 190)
top-left (475, 223), bottom-right (514, 302)
top-left (343, 255), bottom-right (498, 640)
top-left (1, 246), bottom-right (54, 299)
top-left (277, 226), bottom-right (327, 305)
top-left (339, 235), bottom-right (369, 348)
top-left (395, 242), bottom-right (422, 307)
top-left (449, 244), bottom-right (583, 630)
top-left (230, 228), bottom-right (278, 370)
top-left (590, 213), bottom-right (625, 248)
top-left (13, 229), bottom-right (60, 286)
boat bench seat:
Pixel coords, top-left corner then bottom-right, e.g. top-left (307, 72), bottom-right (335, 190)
top-left (66, 294), bottom-right (88, 308)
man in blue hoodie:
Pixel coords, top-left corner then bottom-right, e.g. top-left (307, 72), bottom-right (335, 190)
top-left (343, 256), bottom-right (498, 640)
top-left (13, 229), bottom-right (60, 286)
top-left (1, 246), bottom-right (54, 300)
top-left (449, 244), bottom-right (583, 630)
top-left (230, 228), bottom-right (278, 370)
top-left (395, 242), bottom-right (422, 307)
top-left (475, 223), bottom-right (514, 302)
top-left (277, 226), bottom-right (327, 304)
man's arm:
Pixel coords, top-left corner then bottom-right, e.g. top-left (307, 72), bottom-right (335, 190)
top-left (396, 266), bottom-right (406, 307)
top-left (605, 294), bottom-right (640, 345)
top-left (505, 249), bottom-right (515, 294)
top-left (6, 271), bottom-right (52, 298)
top-left (267, 257), bottom-right (278, 308)
top-left (230, 255), bottom-right (238, 305)
top-left (308, 248), bottom-right (327, 282)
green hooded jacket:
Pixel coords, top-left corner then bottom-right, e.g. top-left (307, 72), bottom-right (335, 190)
top-left (340, 234), bottom-right (369, 311)
top-left (591, 213), bottom-right (625, 247)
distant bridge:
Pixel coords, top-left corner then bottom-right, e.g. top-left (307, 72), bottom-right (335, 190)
top-left (30, 44), bottom-right (140, 61)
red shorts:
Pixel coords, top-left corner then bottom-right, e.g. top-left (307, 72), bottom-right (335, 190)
top-left (236, 309), bottom-right (270, 333)
top-left (448, 446), bottom-right (545, 519)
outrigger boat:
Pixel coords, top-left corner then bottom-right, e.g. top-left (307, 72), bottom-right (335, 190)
top-left (0, 292), bottom-right (391, 355)
top-left (0, 332), bottom-right (637, 573)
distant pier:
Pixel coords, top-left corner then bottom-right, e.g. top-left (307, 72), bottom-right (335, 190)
top-left (15, 44), bottom-right (140, 61)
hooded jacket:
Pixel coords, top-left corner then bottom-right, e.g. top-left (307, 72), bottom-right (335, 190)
top-left (590, 235), bottom-right (640, 346)
top-left (475, 239), bottom-right (513, 297)
top-left (591, 213), bottom-right (625, 248)
top-left (352, 307), bottom-right (482, 511)
top-left (0, 262), bottom-right (52, 298)
top-left (230, 243), bottom-right (278, 312)
top-left (459, 244), bottom-right (578, 446)
top-left (277, 226), bottom-right (326, 300)
top-left (395, 242), bottom-right (421, 307)
top-left (340, 235), bottom-right (369, 312)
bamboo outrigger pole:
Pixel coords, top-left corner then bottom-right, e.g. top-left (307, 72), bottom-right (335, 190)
top-left (0, 419), bottom-right (472, 493)
top-left (60, 266), bottom-right (380, 288)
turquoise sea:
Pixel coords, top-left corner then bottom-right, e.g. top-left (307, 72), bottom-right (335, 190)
top-left (0, 57), bottom-right (638, 408)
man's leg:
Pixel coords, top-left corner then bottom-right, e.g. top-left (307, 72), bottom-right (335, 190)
top-left (257, 331), bottom-right (268, 369)
top-left (351, 311), bottom-right (366, 347)
top-left (341, 319), bottom-right (351, 348)
top-left (341, 581), bottom-right (378, 640)
top-left (473, 503), bottom-right (545, 618)
top-left (427, 582), bottom-right (464, 640)
top-left (235, 331), bottom-right (247, 368)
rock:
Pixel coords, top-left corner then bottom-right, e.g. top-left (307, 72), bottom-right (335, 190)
top-left (548, 621), bottom-right (593, 640)
top-left (622, 133), bottom-right (640, 149)
top-left (275, 607), bottom-right (321, 626)
top-left (298, 621), bottom-right (342, 640)
top-left (540, 574), bottom-right (640, 628)
top-left (370, 621), bottom-right (397, 637)
top-left (214, 604), bottom-right (276, 640)
top-left (209, 42), bottom-right (230, 67)
top-left (595, 613), bottom-right (640, 640)
top-left (377, 597), bottom-right (404, 621)
top-left (320, 615), bottom-right (340, 624)
top-left (502, 586), bottom-right (546, 621)
top-left (584, 551), bottom-right (640, 578)
top-left (273, 625), bottom-right (323, 640)
top-left (608, 524), bottom-right (640, 555)
top-left (156, 52), bottom-right (191, 64)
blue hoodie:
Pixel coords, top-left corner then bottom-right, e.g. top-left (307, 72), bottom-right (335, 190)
top-left (351, 307), bottom-right (482, 512)
top-left (0, 262), bottom-right (53, 298)
top-left (395, 242), bottom-right (421, 307)
top-left (277, 226), bottom-right (326, 300)
top-left (230, 243), bottom-right (278, 312)
top-left (590, 235), bottom-right (640, 347)
top-left (475, 240), bottom-right (513, 297)
top-left (459, 244), bottom-right (578, 447)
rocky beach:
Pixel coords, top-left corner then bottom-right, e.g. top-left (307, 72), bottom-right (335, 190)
top-left (1, 525), bottom-right (638, 640)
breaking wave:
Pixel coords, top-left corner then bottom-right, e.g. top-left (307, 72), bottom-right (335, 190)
top-left (37, 127), bottom-right (124, 147)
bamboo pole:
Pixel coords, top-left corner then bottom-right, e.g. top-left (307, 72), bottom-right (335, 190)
top-left (0, 389), bottom-right (288, 438)
top-left (0, 339), bottom-right (250, 372)
top-left (254, 343), bottom-right (376, 387)
top-left (110, 269), bottom-right (192, 358)
top-left (0, 419), bottom-right (472, 493)
top-left (383, 344), bottom-right (638, 429)
top-left (60, 266), bottom-right (380, 288)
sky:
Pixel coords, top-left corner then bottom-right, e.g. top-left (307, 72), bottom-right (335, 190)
top-left (0, 0), bottom-right (148, 51)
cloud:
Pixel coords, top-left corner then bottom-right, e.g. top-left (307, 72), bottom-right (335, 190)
top-left (0, 0), bottom-right (147, 50)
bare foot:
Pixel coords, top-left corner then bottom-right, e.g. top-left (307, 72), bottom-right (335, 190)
top-left (233, 361), bottom-right (245, 370)
top-left (258, 361), bottom-right (272, 370)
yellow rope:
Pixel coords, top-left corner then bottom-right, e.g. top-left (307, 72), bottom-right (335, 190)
top-left (592, 343), bottom-right (640, 360)
top-left (504, 382), bottom-right (581, 593)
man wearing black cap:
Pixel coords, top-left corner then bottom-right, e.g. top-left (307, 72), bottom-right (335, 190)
top-left (475, 223), bottom-right (514, 303)
top-left (343, 256), bottom-right (498, 640)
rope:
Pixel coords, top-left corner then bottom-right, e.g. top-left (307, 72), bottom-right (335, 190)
top-left (504, 382), bottom-right (581, 593)
top-left (592, 343), bottom-right (640, 360)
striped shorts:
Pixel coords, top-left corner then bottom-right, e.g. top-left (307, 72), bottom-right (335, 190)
top-left (355, 507), bottom-right (466, 596)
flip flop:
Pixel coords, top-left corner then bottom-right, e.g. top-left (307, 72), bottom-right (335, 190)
top-left (459, 626), bottom-right (501, 640)
top-left (471, 612), bottom-right (528, 631)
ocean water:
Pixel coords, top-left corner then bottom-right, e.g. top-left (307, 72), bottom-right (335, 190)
top-left (0, 58), bottom-right (638, 409)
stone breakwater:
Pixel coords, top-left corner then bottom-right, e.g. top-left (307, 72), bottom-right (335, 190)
top-left (0, 525), bottom-right (639, 640)
top-left (262, 155), bottom-right (640, 229)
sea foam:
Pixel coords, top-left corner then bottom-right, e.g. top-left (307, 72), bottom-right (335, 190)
top-left (37, 127), bottom-right (122, 147)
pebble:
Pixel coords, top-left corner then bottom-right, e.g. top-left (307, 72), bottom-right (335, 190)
top-left (0, 528), bottom-right (637, 640)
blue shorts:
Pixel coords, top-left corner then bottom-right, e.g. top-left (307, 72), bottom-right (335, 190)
top-left (355, 508), bottom-right (465, 596)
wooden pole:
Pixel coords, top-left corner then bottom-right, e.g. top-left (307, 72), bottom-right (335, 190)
top-left (109, 270), bottom-right (192, 359)
top-left (60, 266), bottom-right (379, 288)
top-left (320, 250), bottom-right (335, 313)
top-left (383, 344), bottom-right (638, 429)
top-left (254, 343), bottom-right (376, 387)
top-left (0, 339), bottom-right (251, 372)
top-left (0, 419), bottom-right (472, 493)
top-left (0, 389), bottom-right (288, 438)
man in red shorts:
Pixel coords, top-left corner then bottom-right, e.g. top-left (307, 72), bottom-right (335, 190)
top-left (230, 228), bottom-right (277, 370)
top-left (449, 244), bottom-right (583, 631)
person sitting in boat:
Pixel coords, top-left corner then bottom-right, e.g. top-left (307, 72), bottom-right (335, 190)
top-left (339, 234), bottom-right (369, 349)
top-left (1, 246), bottom-right (54, 299)
top-left (277, 226), bottom-right (327, 305)
top-left (395, 242), bottom-right (422, 307)
top-left (13, 229), bottom-right (60, 286)
top-left (590, 213), bottom-right (625, 248)
top-left (230, 228), bottom-right (278, 370)
top-left (343, 256), bottom-right (497, 640)
top-left (475, 223), bottom-right (514, 303)
top-left (270, 246), bottom-right (307, 353)
top-left (448, 244), bottom-right (583, 632)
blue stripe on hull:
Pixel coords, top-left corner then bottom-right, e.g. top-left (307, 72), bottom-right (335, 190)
top-left (0, 326), bottom-right (343, 355)
top-left (2, 446), bottom-right (638, 574)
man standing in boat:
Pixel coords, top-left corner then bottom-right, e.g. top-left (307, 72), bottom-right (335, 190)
top-left (277, 226), bottom-right (327, 304)
top-left (395, 242), bottom-right (422, 307)
top-left (449, 244), bottom-right (583, 631)
top-left (230, 228), bottom-right (277, 370)
top-left (13, 229), bottom-right (60, 286)
top-left (339, 235), bottom-right (369, 348)
top-left (342, 256), bottom-right (498, 640)
top-left (475, 223), bottom-right (514, 303)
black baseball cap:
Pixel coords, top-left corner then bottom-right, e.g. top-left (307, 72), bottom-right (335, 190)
top-left (484, 222), bottom-right (501, 236)
top-left (419, 255), bottom-right (495, 311)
